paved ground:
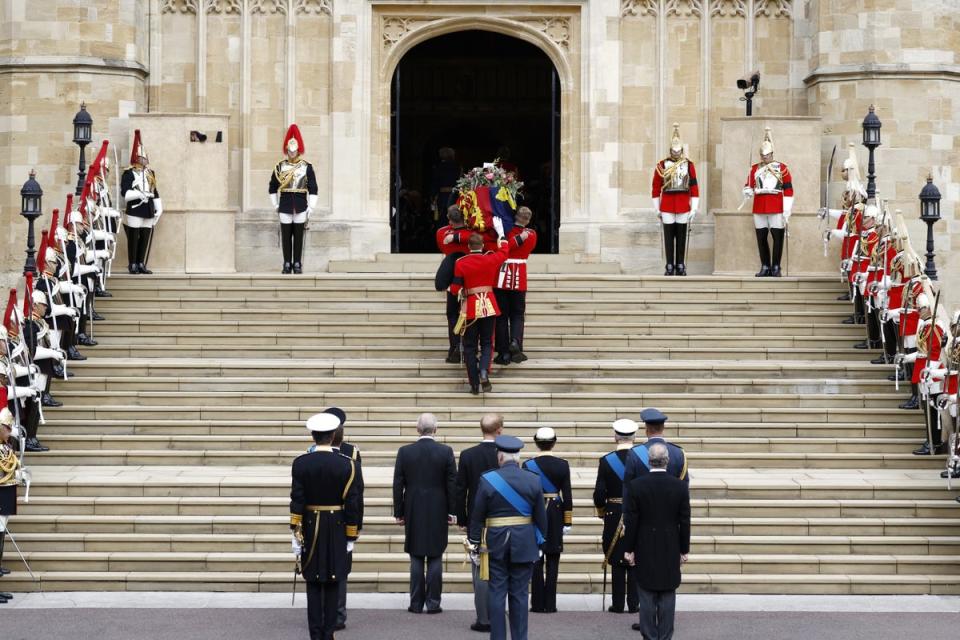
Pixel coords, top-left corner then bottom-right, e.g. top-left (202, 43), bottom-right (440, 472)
top-left (2, 594), bottom-right (959, 639)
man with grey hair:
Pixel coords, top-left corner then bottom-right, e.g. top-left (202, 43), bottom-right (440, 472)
top-left (623, 442), bottom-right (691, 639)
top-left (393, 412), bottom-right (457, 614)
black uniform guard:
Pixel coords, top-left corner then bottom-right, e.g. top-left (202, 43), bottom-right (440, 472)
top-left (522, 427), bottom-right (573, 614)
top-left (290, 412), bottom-right (362, 640)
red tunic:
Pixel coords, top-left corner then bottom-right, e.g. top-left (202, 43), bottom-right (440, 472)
top-left (497, 227), bottom-right (537, 291)
top-left (746, 162), bottom-right (794, 215)
top-left (436, 225), bottom-right (471, 256)
top-left (651, 159), bottom-right (699, 214)
top-left (450, 242), bottom-right (511, 320)
top-left (849, 230), bottom-right (878, 285)
top-left (912, 322), bottom-right (946, 384)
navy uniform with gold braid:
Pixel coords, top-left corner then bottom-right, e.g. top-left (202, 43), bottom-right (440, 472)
top-left (468, 435), bottom-right (547, 640)
top-left (290, 413), bottom-right (362, 640)
top-left (623, 409), bottom-right (690, 496)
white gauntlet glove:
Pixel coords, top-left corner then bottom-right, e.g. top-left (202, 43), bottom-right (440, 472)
top-left (562, 526), bottom-right (572, 536)
top-left (270, 193), bottom-right (280, 212)
top-left (346, 541), bottom-right (355, 553)
top-left (492, 216), bottom-right (505, 240)
top-left (742, 186), bottom-right (754, 199)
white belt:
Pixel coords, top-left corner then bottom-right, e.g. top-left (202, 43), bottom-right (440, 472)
top-left (504, 259), bottom-right (527, 265)
top-left (754, 189), bottom-right (781, 195)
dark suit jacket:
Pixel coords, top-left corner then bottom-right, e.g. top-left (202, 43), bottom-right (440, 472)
top-left (622, 471), bottom-right (691, 592)
top-left (468, 462), bottom-right (548, 565)
top-left (393, 437), bottom-right (457, 557)
top-left (455, 440), bottom-right (499, 526)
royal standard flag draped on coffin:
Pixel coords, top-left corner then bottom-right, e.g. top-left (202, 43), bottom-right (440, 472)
top-left (455, 163), bottom-right (523, 236)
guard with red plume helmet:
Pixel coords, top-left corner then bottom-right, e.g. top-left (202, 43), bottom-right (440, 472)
top-left (269, 124), bottom-right (318, 274)
top-left (121, 129), bottom-right (162, 275)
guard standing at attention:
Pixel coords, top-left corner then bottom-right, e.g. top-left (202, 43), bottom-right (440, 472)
top-left (269, 124), bottom-right (318, 274)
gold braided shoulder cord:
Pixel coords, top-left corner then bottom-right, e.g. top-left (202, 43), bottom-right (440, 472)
top-left (0, 446), bottom-right (21, 485)
top-left (657, 158), bottom-right (688, 183)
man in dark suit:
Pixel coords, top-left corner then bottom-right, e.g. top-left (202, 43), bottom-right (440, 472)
top-left (623, 442), bottom-right (691, 640)
top-left (393, 413), bottom-right (457, 614)
top-left (522, 426), bottom-right (573, 614)
top-left (455, 413), bottom-right (502, 632)
top-left (289, 412), bottom-right (363, 640)
top-left (468, 435), bottom-right (548, 640)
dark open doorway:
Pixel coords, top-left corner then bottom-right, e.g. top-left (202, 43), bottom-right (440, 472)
top-left (390, 30), bottom-right (561, 254)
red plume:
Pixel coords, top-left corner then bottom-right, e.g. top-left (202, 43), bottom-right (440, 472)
top-left (130, 129), bottom-right (144, 165)
top-left (23, 272), bottom-right (34, 318)
top-left (63, 194), bottom-right (74, 228)
top-left (38, 231), bottom-right (49, 270)
top-left (49, 208), bottom-right (60, 239)
top-left (79, 183), bottom-right (91, 218)
top-left (90, 140), bottom-right (109, 178)
top-left (282, 124), bottom-right (305, 155)
top-left (4, 288), bottom-right (17, 334)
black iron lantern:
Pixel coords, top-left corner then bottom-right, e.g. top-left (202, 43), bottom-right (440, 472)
top-left (919, 175), bottom-right (942, 280)
top-left (72, 102), bottom-right (93, 196)
top-left (861, 105), bottom-right (882, 200)
top-left (20, 169), bottom-right (43, 276)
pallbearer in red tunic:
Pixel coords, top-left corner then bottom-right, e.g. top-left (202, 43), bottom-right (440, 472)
top-left (436, 206), bottom-right (471, 363)
top-left (494, 207), bottom-right (537, 365)
top-left (742, 127), bottom-right (794, 277)
top-left (652, 124), bottom-right (699, 276)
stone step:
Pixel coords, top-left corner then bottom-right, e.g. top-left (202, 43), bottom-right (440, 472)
top-left (43, 405), bottom-right (923, 424)
top-left (64, 358), bottom-right (886, 379)
top-left (24, 448), bottom-right (944, 469)
top-left (46, 389), bottom-right (913, 410)
top-left (8, 550), bottom-right (960, 577)
top-left (38, 419), bottom-right (925, 439)
top-left (4, 570), bottom-right (955, 595)
top-left (57, 375), bottom-right (898, 395)
top-left (35, 434), bottom-right (924, 455)
top-left (12, 532), bottom-right (960, 557)
top-left (19, 496), bottom-right (960, 520)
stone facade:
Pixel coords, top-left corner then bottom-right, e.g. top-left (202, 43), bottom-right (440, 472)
top-left (0, 1), bottom-right (956, 286)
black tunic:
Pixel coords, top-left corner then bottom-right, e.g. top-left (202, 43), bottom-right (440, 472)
top-left (336, 441), bottom-right (364, 530)
top-left (120, 167), bottom-right (160, 219)
top-left (393, 437), bottom-right (457, 557)
top-left (289, 447), bottom-right (362, 583)
top-left (593, 448), bottom-right (632, 567)
top-left (522, 454), bottom-right (573, 554)
top-left (454, 440), bottom-right (499, 527)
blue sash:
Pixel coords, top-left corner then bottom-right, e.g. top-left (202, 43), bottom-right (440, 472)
top-left (483, 471), bottom-right (546, 545)
top-left (525, 460), bottom-right (558, 494)
top-left (604, 452), bottom-right (625, 481)
top-left (630, 445), bottom-right (650, 470)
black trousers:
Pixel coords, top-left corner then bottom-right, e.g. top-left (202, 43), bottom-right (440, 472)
top-left (883, 319), bottom-right (898, 360)
top-left (409, 554), bottom-right (443, 612)
top-left (463, 316), bottom-right (495, 387)
top-left (611, 563), bottom-right (639, 612)
top-left (494, 289), bottom-right (526, 355)
top-left (306, 580), bottom-right (340, 640)
top-left (530, 553), bottom-right (560, 612)
top-left (662, 223), bottom-right (688, 266)
top-left (445, 292), bottom-right (461, 352)
top-left (926, 394), bottom-right (943, 447)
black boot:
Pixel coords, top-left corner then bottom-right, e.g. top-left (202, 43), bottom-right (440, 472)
top-left (837, 292), bottom-right (851, 301)
top-left (124, 225), bottom-right (140, 274)
top-left (755, 229), bottom-right (771, 277)
top-left (137, 227), bottom-right (153, 274)
top-left (67, 346), bottom-right (86, 361)
top-left (663, 223), bottom-right (676, 275)
top-left (770, 228), bottom-right (785, 277)
top-left (887, 368), bottom-right (906, 382)
top-left (913, 441), bottom-right (932, 456)
top-left (292, 223), bottom-right (305, 273)
top-left (41, 392), bottom-right (62, 408)
top-left (899, 383), bottom-right (919, 410)
top-left (674, 223), bottom-right (688, 276)
top-left (25, 437), bottom-right (48, 452)
top-left (0, 530), bottom-right (8, 576)
top-left (445, 347), bottom-right (461, 364)
top-left (95, 285), bottom-right (112, 298)
top-left (664, 263), bottom-right (675, 276)
top-left (871, 354), bottom-right (890, 364)
top-left (280, 223), bottom-right (293, 273)
top-left (78, 333), bottom-right (98, 347)
top-left (479, 370), bottom-right (492, 392)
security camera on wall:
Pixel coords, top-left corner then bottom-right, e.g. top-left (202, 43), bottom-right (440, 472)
top-left (737, 71), bottom-right (760, 116)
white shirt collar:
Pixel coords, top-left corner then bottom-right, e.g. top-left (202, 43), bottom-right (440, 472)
top-left (650, 468), bottom-right (667, 473)
top-left (418, 435), bottom-right (435, 440)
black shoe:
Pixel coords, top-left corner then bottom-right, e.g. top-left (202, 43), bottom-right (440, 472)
top-left (493, 354), bottom-right (511, 366)
top-left (933, 443), bottom-right (949, 455)
top-left (941, 468), bottom-right (960, 479)
top-left (78, 334), bottom-right (98, 347)
top-left (675, 264), bottom-right (687, 276)
top-left (530, 607), bottom-right (545, 613)
top-left (92, 311), bottom-right (106, 321)
top-left (0, 591), bottom-right (12, 600)
top-left (854, 341), bottom-right (869, 349)
top-left (842, 316), bottom-right (856, 324)
top-left (128, 263), bottom-right (138, 274)
top-left (137, 263), bottom-right (153, 275)
top-left (407, 606), bottom-right (422, 614)
top-left (25, 438), bottom-right (49, 452)
top-left (67, 347), bottom-right (87, 361)
top-left (334, 622), bottom-right (346, 631)
top-left (470, 623), bottom-right (491, 632)
top-left (632, 623), bottom-right (644, 632)
top-left (545, 607), bottom-right (558, 613)
top-left (426, 607), bottom-right (443, 614)
top-left (899, 396), bottom-right (920, 410)
top-left (95, 289), bottom-right (112, 298)
top-left (470, 385), bottom-right (479, 396)
top-left (292, 262), bottom-right (303, 275)
top-left (755, 266), bottom-right (771, 278)
top-left (0, 567), bottom-right (9, 576)
top-left (509, 339), bottom-right (521, 356)
top-left (913, 442), bottom-right (932, 456)
top-left (511, 350), bottom-right (525, 364)
top-left (518, 352), bottom-right (529, 362)
top-left (41, 392), bottom-right (63, 408)
top-left (628, 607), bottom-right (640, 614)
top-left (479, 371), bottom-right (492, 393)
top-left (607, 606), bottom-right (624, 614)
top-left (52, 365), bottom-right (66, 378)
top-left (664, 264), bottom-right (675, 276)
top-left (871, 354), bottom-right (890, 365)
top-left (445, 349), bottom-right (461, 364)
top-left (837, 292), bottom-right (851, 301)
top-left (888, 369), bottom-right (905, 382)
top-left (281, 262), bottom-right (292, 275)
top-left (770, 265), bottom-right (782, 277)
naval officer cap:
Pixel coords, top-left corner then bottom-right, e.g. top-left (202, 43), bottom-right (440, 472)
top-left (612, 418), bottom-right (639, 435)
top-left (306, 412), bottom-right (341, 433)
top-left (640, 408), bottom-right (668, 425)
top-left (495, 435), bottom-right (525, 453)
top-left (534, 427), bottom-right (557, 442)
top-left (323, 406), bottom-right (347, 427)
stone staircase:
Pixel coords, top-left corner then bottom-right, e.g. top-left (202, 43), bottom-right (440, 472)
top-left (6, 258), bottom-right (960, 595)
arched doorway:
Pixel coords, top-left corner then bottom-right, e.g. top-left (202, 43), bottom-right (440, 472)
top-left (389, 30), bottom-right (561, 253)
